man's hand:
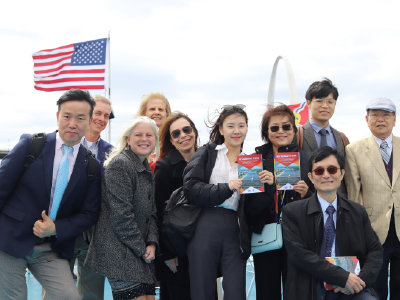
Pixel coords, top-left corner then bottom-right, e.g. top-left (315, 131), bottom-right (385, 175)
top-left (33, 210), bottom-right (56, 238)
top-left (343, 273), bottom-right (365, 294)
top-left (334, 286), bottom-right (352, 295)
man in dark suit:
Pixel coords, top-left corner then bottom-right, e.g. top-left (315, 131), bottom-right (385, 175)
top-left (0, 89), bottom-right (101, 300)
top-left (282, 147), bottom-right (382, 300)
top-left (68, 95), bottom-right (113, 300)
top-left (300, 78), bottom-right (349, 198)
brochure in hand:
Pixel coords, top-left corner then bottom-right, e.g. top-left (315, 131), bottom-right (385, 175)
top-left (237, 154), bottom-right (264, 194)
top-left (324, 257), bottom-right (360, 290)
top-left (274, 152), bottom-right (300, 190)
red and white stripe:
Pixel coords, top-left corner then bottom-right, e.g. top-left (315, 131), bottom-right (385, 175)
top-left (32, 43), bottom-right (106, 92)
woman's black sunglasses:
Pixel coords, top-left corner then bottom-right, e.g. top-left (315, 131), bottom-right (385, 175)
top-left (222, 104), bottom-right (246, 111)
top-left (171, 126), bottom-right (193, 139)
top-left (269, 124), bottom-right (292, 132)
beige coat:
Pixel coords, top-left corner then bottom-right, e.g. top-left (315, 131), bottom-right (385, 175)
top-left (345, 135), bottom-right (400, 244)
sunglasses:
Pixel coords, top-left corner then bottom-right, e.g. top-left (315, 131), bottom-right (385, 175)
top-left (171, 126), bottom-right (193, 139)
top-left (222, 104), bottom-right (246, 111)
top-left (312, 166), bottom-right (340, 176)
top-left (269, 124), bottom-right (292, 132)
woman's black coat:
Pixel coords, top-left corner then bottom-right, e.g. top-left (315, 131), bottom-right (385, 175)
top-left (183, 143), bottom-right (273, 260)
top-left (154, 148), bottom-right (190, 284)
top-left (250, 142), bottom-right (313, 234)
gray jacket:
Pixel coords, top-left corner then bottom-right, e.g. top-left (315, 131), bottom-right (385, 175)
top-left (85, 147), bottom-right (158, 283)
top-left (301, 120), bottom-right (349, 199)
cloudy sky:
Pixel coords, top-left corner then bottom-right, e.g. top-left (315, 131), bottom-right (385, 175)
top-left (1, 0), bottom-right (399, 154)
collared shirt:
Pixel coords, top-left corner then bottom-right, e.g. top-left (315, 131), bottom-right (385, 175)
top-left (373, 133), bottom-right (393, 157)
top-left (309, 119), bottom-right (337, 149)
top-left (50, 132), bottom-right (80, 210)
top-left (317, 193), bottom-right (338, 257)
top-left (209, 143), bottom-right (241, 211)
top-left (81, 136), bottom-right (101, 158)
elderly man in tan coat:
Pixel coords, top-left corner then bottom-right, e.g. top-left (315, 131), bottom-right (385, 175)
top-left (345, 98), bottom-right (399, 300)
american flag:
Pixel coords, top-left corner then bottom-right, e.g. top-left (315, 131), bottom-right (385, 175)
top-left (32, 38), bottom-right (108, 92)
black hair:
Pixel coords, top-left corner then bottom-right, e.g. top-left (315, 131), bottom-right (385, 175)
top-left (56, 89), bottom-right (96, 118)
top-left (305, 77), bottom-right (339, 101)
top-left (207, 106), bottom-right (248, 145)
top-left (308, 146), bottom-right (345, 173)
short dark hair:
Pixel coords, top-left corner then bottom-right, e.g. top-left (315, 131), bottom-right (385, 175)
top-left (308, 146), bottom-right (345, 173)
top-left (207, 106), bottom-right (248, 146)
top-left (56, 89), bottom-right (96, 118)
top-left (305, 78), bottom-right (339, 101)
top-left (159, 111), bottom-right (199, 159)
top-left (261, 104), bottom-right (298, 143)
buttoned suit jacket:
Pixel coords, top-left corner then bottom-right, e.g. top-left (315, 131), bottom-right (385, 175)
top-left (0, 131), bottom-right (101, 261)
top-left (301, 120), bottom-right (348, 198)
top-left (345, 135), bottom-right (400, 244)
top-left (97, 138), bottom-right (113, 175)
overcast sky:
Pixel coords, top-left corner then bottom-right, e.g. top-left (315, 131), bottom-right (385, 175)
top-left (1, 0), bottom-right (400, 154)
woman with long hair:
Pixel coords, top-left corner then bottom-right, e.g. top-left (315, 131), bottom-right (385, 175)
top-left (154, 111), bottom-right (199, 299)
top-left (182, 105), bottom-right (272, 300)
top-left (250, 104), bottom-right (312, 300)
top-left (134, 92), bottom-right (172, 172)
top-left (85, 117), bottom-right (160, 300)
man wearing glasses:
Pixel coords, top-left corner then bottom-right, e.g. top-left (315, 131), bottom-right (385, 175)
top-left (345, 98), bottom-right (399, 300)
top-left (300, 78), bottom-right (349, 199)
top-left (283, 146), bottom-right (382, 300)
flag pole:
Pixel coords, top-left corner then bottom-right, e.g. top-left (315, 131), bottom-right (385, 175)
top-left (107, 30), bottom-right (111, 143)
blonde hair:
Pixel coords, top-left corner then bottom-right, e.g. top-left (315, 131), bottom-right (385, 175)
top-left (93, 94), bottom-right (112, 107)
top-left (134, 92), bottom-right (172, 119)
top-left (104, 116), bottom-right (160, 167)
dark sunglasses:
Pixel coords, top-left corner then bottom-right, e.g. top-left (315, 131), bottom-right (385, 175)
top-left (269, 124), bottom-right (292, 132)
top-left (171, 126), bottom-right (193, 139)
top-left (222, 104), bottom-right (246, 111)
top-left (312, 166), bottom-right (340, 176)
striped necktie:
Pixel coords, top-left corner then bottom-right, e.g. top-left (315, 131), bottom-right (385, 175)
top-left (49, 144), bottom-right (73, 221)
top-left (381, 141), bottom-right (390, 165)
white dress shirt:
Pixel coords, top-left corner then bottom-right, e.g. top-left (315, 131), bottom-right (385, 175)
top-left (317, 193), bottom-right (338, 257)
top-left (50, 133), bottom-right (80, 210)
top-left (209, 143), bottom-right (241, 211)
top-left (81, 136), bottom-right (101, 158)
top-left (373, 133), bottom-right (393, 157)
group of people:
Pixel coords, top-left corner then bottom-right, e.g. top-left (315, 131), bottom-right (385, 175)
top-left (0, 78), bottom-right (398, 300)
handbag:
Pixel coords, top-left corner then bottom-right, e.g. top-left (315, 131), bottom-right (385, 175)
top-left (162, 187), bottom-right (202, 257)
top-left (251, 192), bottom-right (284, 254)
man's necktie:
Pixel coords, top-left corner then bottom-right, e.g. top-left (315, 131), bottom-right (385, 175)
top-left (319, 128), bottom-right (328, 148)
top-left (325, 205), bottom-right (336, 257)
top-left (381, 140), bottom-right (390, 165)
top-left (49, 144), bottom-right (73, 221)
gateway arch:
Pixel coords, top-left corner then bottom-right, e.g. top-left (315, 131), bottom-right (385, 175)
top-left (267, 56), bottom-right (299, 105)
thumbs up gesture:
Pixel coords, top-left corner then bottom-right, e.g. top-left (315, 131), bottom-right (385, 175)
top-left (33, 210), bottom-right (57, 238)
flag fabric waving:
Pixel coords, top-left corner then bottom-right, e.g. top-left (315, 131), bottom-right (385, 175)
top-left (288, 102), bottom-right (309, 126)
top-left (32, 38), bottom-right (107, 92)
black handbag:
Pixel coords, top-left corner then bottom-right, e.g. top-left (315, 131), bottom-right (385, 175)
top-left (162, 187), bottom-right (202, 257)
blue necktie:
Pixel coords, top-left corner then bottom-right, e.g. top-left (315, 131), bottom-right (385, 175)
top-left (381, 141), bottom-right (390, 165)
top-left (325, 205), bottom-right (336, 257)
top-left (320, 128), bottom-right (328, 148)
top-left (49, 145), bottom-right (73, 221)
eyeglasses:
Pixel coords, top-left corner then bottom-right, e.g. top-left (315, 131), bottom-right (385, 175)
top-left (170, 126), bottom-right (193, 139)
top-left (311, 99), bottom-right (336, 107)
top-left (368, 112), bottom-right (395, 120)
top-left (222, 104), bottom-right (246, 111)
top-left (312, 166), bottom-right (340, 176)
top-left (269, 124), bottom-right (292, 132)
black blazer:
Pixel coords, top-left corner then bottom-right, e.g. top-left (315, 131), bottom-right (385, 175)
top-left (154, 149), bottom-right (190, 284)
top-left (250, 142), bottom-right (313, 234)
top-left (282, 192), bottom-right (383, 300)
